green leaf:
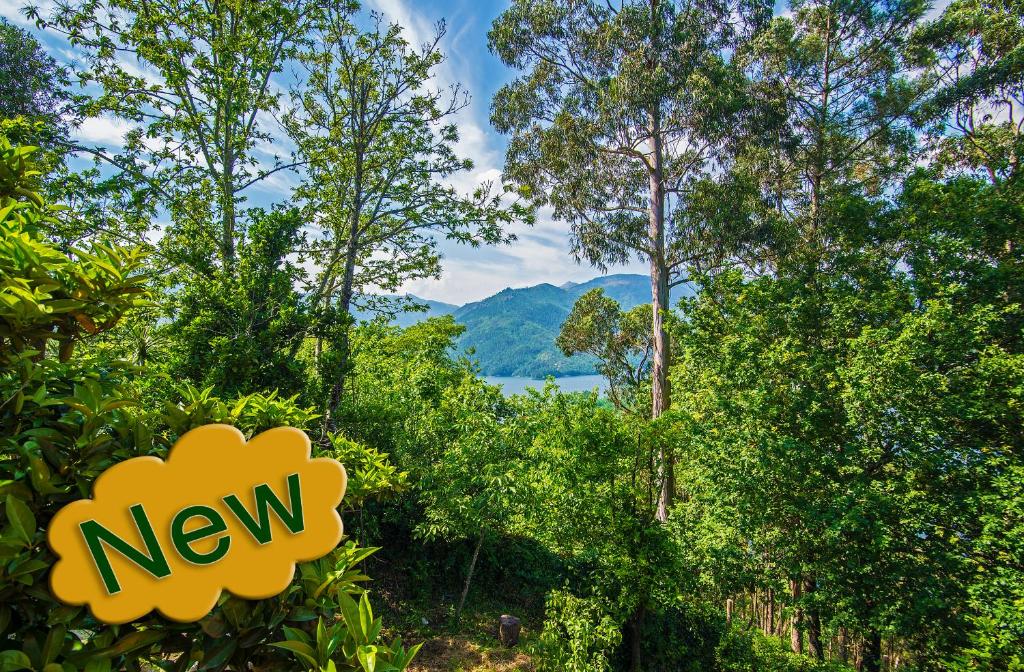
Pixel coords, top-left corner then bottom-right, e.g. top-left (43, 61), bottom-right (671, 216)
top-left (269, 641), bottom-right (318, 669)
top-left (0, 650), bottom-right (32, 672)
top-left (356, 645), bottom-right (378, 672)
top-left (4, 495), bottom-right (35, 546)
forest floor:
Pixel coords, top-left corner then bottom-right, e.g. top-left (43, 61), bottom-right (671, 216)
top-left (392, 602), bottom-right (538, 672)
top-left (377, 579), bottom-right (539, 672)
top-left (408, 635), bottom-right (534, 672)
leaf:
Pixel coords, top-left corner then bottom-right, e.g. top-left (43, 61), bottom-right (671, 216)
top-left (4, 495), bottom-right (35, 546)
top-left (0, 650), bottom-right (32, 672)
top-left (97, 630), bottom-right (165, 657)
top-left (84, 658), bottom-right (111, 672)
top-left (197, 639), bottom-right (236, 671)
top-left (268, 641), bottom-right (318, 669)
top-left (337, 592), bottom-right (362, 643)
top-left (356, 645), bottom-right (378, 672)
top-left (43, 625), bottom-right (66, 666)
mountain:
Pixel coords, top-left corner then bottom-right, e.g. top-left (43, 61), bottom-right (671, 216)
top-left (392, 297), bottom-right (458, 328)
top-left (357, 274), bottom-right (680, 377)
top-left (351, 295), bottom-right (458, 328)
top-left (452, 283), bottom-right (597, 376)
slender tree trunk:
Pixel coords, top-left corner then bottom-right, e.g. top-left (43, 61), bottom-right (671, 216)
top-left (768, 588), bottom-right (776, 635)
top-left (790, 578), bottom-right (803, 654)
top-left (648, 110), bottom-right (673, 523)
top-left (839, 627), bottom-right (850, 664)
top-left (628, 603), bottom-right (645, 672)
top-left (325, 153), bottom-right (364, 424)
top-left (220, 122), bottom-right (237, 268)
top-left (454, 533), bottom-right (484, 627)
top-left (862, 630), bottom-right (882, 672)
top-left (803, 576), bottom-right (823, 660)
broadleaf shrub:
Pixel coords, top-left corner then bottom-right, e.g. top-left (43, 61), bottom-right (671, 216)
top-left (0, 137), bottom-right (416, 671)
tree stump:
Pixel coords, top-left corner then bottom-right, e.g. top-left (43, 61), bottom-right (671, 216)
top-left (498, 614), bottom-right (521, 647)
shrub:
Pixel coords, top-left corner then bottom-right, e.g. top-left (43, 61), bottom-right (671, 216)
top-left (534, 591), bottom-right (623, 672)
top-left (0, 138), bottom-right (417, 671)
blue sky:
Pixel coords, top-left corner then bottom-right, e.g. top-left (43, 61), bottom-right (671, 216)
top-left (2, 0), bottom-right (951, 305)
top-left (1, 0), bottom-right (648, 305)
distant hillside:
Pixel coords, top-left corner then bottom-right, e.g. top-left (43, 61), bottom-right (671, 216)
top-left (357, 274), bottom-right (683, 377)
top-left (393, 297), bottom-right (458, 328)
top-left (351, 296), bottom-right (458, 328)
top-left (453, 283), bottom-right (598, 377)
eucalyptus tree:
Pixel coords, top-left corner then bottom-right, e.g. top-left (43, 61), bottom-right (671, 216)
top-left (717, 0), bottom-right (929, 659)
top-left (285, 5), bottom-right (525, 421)
top-left (739, 0), bottom-right (925, 257)
top-left (489, 0), bottom-right (768, 521)
top-left (34, 0), bottom-right (312, 272)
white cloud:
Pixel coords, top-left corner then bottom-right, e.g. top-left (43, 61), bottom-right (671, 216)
top-left (362, 0), bottom-right (649, 304)
top-left (75, 116), bottom-right (135, 146)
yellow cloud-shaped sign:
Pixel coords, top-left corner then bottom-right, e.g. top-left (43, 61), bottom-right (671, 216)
top-left (47, 424), bottom-right (346, 624)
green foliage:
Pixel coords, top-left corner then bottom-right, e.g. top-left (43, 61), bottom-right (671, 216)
top-left (716, 629), bottom-right (847, 672)
top-left (271, 593), bottom-right (421, 672)
top-left (168, 207), bottom-right (311, 397)
top-left (535, 591), bottom-right (622, 672)
top-left (557, 288), bottom-right (652, 412)
top-left (0, 19), bottom-right (70, 129)
top-left (0, 140), bottom-right (415, 671)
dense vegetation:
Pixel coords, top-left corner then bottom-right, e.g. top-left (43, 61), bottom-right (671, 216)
top-left (0, 1), bottom-right (1022, 672)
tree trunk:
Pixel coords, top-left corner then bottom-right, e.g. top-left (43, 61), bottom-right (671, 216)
top-left (803, 576), bottom-right (823, 660)
top-left (454, 533), bottom-right (484, 627)
top-left (628, 603), bottom-right (645, 672)
top-left (862, 630), bottom-right (882, 672)
top-left (325, 163), bottom-right (363, 427)
top-left (839, 627), bottom-right (850, 664)
top-left (790, 578), bottom-right (803, 654)
top-left (648, 109), bottom-right (673, 523)
top-left (220, 132), bottom-right (237, 268)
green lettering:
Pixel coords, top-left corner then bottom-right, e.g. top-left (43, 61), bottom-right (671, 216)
top-left (170, 505), bottom-right (230, 565)
top-left (223, 473), bottom-right (304, 545)
top-left (80, 503), bottom-right (171, 595)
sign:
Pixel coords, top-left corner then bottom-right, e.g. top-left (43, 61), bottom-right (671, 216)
top-left (47, 424), bottom-right (346, 624)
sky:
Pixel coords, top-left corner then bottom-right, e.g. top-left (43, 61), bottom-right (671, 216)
top-left (1, 0), bottom-right (953, 305)
top-left (1, 0), bottom-right (648, 305)
top-left (356, 0), bottom-right (651, 304)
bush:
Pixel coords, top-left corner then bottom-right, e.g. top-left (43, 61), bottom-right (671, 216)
top-left (535, 591), bottom-right (623, 672)
top-left (0, 138), bottom-right (417, 671)
top-left (716, 628), bottom-right (848, 672)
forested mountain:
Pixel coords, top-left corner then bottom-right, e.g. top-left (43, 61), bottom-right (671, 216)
top-left (363, 274), bottom-right (673, 376)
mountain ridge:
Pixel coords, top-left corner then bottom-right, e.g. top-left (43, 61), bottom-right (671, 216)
top-left (358, 274), bottom-right (679, 377)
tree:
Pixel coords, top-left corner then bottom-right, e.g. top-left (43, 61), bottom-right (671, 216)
top-left (724, 0), bottom-right (928, 658)
top-left (912, 0), bottom-right (1024, 183)
top-left (0, 19), bottom-right (71, 129)
top-left (168, 207), bottom-right (311, 397)
top-left (489, 0), bottom-right (767, 520)
top-left (285, 5), bottom-right (524, 422)
top-left (557, 288), bottom-right (652, 413)
top-left (36, 0), bottom-right (312, 272)
top-left (412, 375), bottom-right (520, 627)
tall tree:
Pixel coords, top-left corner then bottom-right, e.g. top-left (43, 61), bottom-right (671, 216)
top-left (0, 19), bottom-right (71, 128)
top-left (731, 0), bottom-right (926, 658)
top-left (285, 6), bottom-right (524, 422)
top-left (912, 0), bottom-right (1024, 183)
top-left (489, 0), bottom-right (767, 521)
top-left (35, 0), bottom-right (311, 271)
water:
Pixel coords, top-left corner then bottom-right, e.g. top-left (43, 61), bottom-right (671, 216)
top-left (483, 374), bottom-right (607, 397)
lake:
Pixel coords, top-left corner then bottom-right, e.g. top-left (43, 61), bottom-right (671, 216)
top-left (483, 374), bottom-right (607, 397)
